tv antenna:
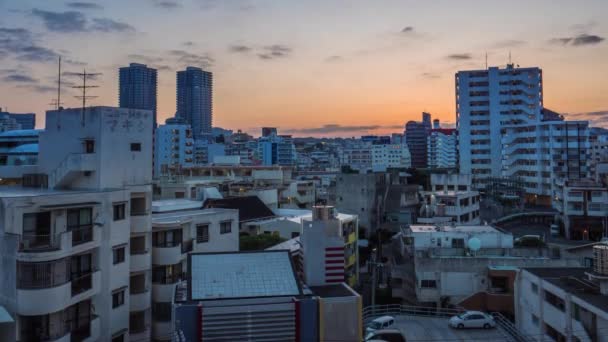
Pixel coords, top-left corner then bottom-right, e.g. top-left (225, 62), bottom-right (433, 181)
top-left (49, 57), bottom-right (64, 110)
top-left (485, 52), bottom-right (488, 70)
top-left (70, 69), bottom-right (101, 125)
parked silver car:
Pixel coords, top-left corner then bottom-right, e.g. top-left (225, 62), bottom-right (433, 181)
top-left (448, 311), bottom-right (496, 329)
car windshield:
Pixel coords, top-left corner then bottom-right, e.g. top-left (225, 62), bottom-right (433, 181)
top-left (369, 322), bottom-right (382, 329)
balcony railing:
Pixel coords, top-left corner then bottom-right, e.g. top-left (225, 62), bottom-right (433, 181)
top-left (19, 233), bottom-right (61, 252)
top-left (181, 239), bottom-right (193, 254)
top-left (71, 272), bottom-right (94, 296)
top-left (70, 225), bottom-right (93, 246)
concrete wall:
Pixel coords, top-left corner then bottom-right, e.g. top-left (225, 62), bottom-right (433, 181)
top-left (319, 296), bottom-right (361, 342)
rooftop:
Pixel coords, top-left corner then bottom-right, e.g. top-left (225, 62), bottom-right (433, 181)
top-left (152, 208), bottom-right (235, 225)
top-left (203, 196), bottom-right (276, 222)
top-left (151, 199), bottom-right (203, 213)
top-left (409, 224), bottom-right (506, 234)
top-left (523, 267), bottom-right (608, 312)
top-left (309, 284), bottom-right (359, 298)
top-left (188, 251), bottom-right (301, 301)
top-left (266, 236), bottom-right (301, 253)
top-left (0, 129), bottom-right (41, 138)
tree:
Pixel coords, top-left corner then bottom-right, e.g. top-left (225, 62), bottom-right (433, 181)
top-left (240, 234), bottom-right (286, 251)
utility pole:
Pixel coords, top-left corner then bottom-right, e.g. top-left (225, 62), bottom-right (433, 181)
top-left (49, 57), bottom-right (64, 110)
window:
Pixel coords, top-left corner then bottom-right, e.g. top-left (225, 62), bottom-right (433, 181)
top-left (291, 232), bottom-right (300, 238)
top-left (113, 203), bottom-right (126, 221)
top-left (112, 289), bottom-right (125, 308)
top-left (544, 290), bottom-right (565, 311)
top-left (196, 224), bottom-right (209, 243)
top-left (84, 139), bottom-right (95, 153)
top-left (451, 238), bottom-right (465, 248)
top-left (220, 221), bottom-right (232, 234)
top-left (175, 191), bottom-right (185, 199)
top-left (131, 236), bottom-right (147, 254)
top-left (420, 280), bottom-right (437, 288)
top-left (152, 302), bottom-right (172, 322)
top-left (532, 314), bottom-right (539, 326)
top-left (113, 246), bottom-right (125, 264)
top-left (130, 143), bottom-right (141, 151)
top-left (153, 229), bottom-right (182, 247)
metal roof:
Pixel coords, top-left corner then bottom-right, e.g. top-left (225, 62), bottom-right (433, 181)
top-left (189, 251), bottom-right (301, 300)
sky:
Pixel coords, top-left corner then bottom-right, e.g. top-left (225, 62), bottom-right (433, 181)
top-left (0, 0), bottom-right (607, 137)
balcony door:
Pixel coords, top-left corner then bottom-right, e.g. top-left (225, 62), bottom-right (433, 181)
top-left (22, 212), bottom-right (51, 249)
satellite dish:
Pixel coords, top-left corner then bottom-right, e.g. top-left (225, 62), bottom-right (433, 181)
top-left (468, 237), bottom-right (481, 251)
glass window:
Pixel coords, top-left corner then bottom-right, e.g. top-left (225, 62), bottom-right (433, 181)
top-left (196, 224), bottom-right (209, 243)
top-left (220, 221), bottom-right (232, 234)
top-left (152, 302), bottom-right (172, 322)
top-left (113, 246), bottom-right (125, 264)
top-left (113, 203), bottom-right (126, 221)
top-left (112, 289), bottom-right (125, 308)
top-left (421, 280), bottom-right (436, 288)
top-left (130, 143), bottom-right (141, 151)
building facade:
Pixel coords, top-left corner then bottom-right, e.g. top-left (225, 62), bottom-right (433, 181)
top-left (119, 63), bottom-right (158, 128)
top-left (154, 124), bottom-right (194, 176)
top-left (0, 109), bottom-right (35, 130)
top-left (405, 112), bottom-right (432, 168)
top-left (427, 128), bottom-right (457, 169)
top-left (176, 67), bottom-right (213, 140)
top-left (371, 143), bottom-right (411, 171)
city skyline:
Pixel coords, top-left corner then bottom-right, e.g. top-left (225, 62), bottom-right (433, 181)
top-left (0, 0), bottom-right (607, 136)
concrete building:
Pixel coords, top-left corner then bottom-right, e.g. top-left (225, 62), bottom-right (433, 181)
top-left (335, 172), bottom-right (386, 233)
top-left (0, 129), bottom-right (40, 180)
top-left (173, 250), bottom-right (362, 342)
top-left (256, 131), bottom-right (297, 166)
top-left (418, 174), bottom-right (481, 225)
top-left (339, 143), bottom-right (372, 172)
top-left (176, 67), bottom-right (213, 140)
top-left (390, 223), bottom-right (581, 309)
top-left (590, 128), bottom-right (608, 179)
top-left (154, 123), bottom-right (194, 176)
top-left (371, 143), bottom-right (411, 172)
top-left (456, 64), bottom-right (543, 183)
top-left (0, 109), bottom-right (35, 130)
top-left (405, 112), bottom-right (432, 168)
top-left (119, 63), bottom-right (158, 128)
top-left (193, 140), bottom-right (225, 165)
top-left (515, 257), bottom-right (608, 341)
top-left (553, 178), bottom-right (608, 241)
top-left (501, 119), bottom-right (591, 204)
top-left (427, 128), bottom-right (457, 169)
top-left (0, 106), bottom-right (154, 341)
top-left (150, 199), bottom-right (238, 341)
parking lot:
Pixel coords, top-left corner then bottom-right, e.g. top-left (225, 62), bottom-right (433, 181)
top-left (391, 315), bottom-right (507, 341)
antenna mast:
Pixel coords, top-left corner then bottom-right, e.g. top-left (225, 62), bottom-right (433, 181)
top-left (50, 57), bottom-right (64, 110)
top-left (71, 69), bottom-right (101, 125)
top-left (485, 52), bottom-right (488, 70)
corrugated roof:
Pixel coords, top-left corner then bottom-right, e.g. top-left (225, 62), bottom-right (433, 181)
top-left (189, 251), bottom-right (301, 300)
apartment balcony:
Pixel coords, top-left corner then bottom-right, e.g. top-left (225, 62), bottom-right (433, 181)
top-left (130, 287), bottom-right (151, 312)
top-left (152, 320), bottom-right (173, 342)
top-left (152, 281), bottom-right (179, 302)
top-left (16, 226), bottom-right (101, 263)
top-left (16, 270), bottom-right (100, 316)
top-left (130, 213), bottom-right (151, 234)
top-left (153, 242), bottom-right (184, 266)
top-left (130, 249), bottom-right (151, 273)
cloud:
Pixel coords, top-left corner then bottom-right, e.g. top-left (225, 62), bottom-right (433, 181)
top-left (492, 39), bottom-right (527, 48)
top-left (3, 74), bottom-right (37, 83)
top-left (325, 55), bottom-right (343, 62)
top-left (228, 44), bottom-right (252, 53)
top-left (170, 50), bottom-right (215, 67)
top-left (183, 41), bottom-right (195, 47)
top-left (0, 27), bottom-right (58, 62)
top-left (258, 44), bottom-right (292, 60)
top-left (421, 72), bottom-right (441, 79)
top-left (550, 34), bottom-right (604, 46)
top-left (18, 84), bottom-right (57, 93)
top-left (153, 0), bottom-right (181, 9)
top-left (32, 9), bottom-right (88, 32)
top-left (401, 26), bottom-right (414, 33)
top-left (66, 2), bottom-right (103, 10)
top-left (127, 54), bottom-right (164, 64)
top-left (564, 110), bottom-right (608, 128)
top-left (283, 124), bottom-right (403, 135)
top-left (32, 9), bottom-right (135, 33)
top-left (90, 18), bottom-right (135, 32)
top-left (446, 53), bottom-right (472, 60)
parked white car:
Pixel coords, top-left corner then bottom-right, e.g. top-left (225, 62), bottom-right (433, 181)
top-left (366, 316), bottom-right (395, 333)
top-left (449, 311), bottom-right (496, 329)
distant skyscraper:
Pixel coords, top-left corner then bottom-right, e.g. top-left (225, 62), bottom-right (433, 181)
top-left (0, 109), bottom-right (35, 130)
top-left (119, 63), bottom-right (158, 127)
top-left (176, 67), bottom-right (213, 140)
top-left (405, 112), bottom-right (432, 168)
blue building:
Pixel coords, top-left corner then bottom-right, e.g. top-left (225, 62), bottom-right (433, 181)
top-left (176, 67), bottom-right (213, 140)
top-left (0, 110), bottom-right (35, 130)
top-left (119, 63), bottom-right (158, 127)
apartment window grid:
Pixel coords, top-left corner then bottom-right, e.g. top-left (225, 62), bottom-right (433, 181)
top-left (196, 224), bottom-right (209, 243)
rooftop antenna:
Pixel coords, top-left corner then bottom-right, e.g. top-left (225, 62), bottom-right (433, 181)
top-left (485, 52), bottom-right (488, 70)
top-left (509, 51), bottom-right (512, 65)
top-left (71, 69), bottom-right (101, 126)
top-left (49, 57), bottom-right (64, 110)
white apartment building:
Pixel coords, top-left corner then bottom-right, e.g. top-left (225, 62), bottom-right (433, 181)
top-left (0, 106), bottom-right (154, 342)
top-left (501, 120), bottom-right (590, 204)
top-left (339, 143), bottom-right (372, 171)
top-left (457, 64), bottom-right (543, 181)
top-left (427, 128), bottom-right (457, 169)
top-left (371, 143), bottom-right (411, 171)
top-left (418, 173), bottom-right (480, 225)
top-left (150, 199), bottom-right (238, 341)
top-left (515, 249), bottom-right (608, 342)
top-left (553, 178), bottom-right (608, 241)
top-left (154, 124), bottom-right (194, 176)
top-left (590, 130), bottom-right (608, 178)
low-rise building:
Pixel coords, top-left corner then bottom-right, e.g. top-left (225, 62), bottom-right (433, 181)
top-left (173, 251), bottom-right (362, 342)
top-left (155, 123), bottom-right (194, 176)
top-left (0, 129), bottom-right (40, 180)
top-left (553, 178), bottom-right (608, 241)
top-left (371, 143), bottom-right (411, 172)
